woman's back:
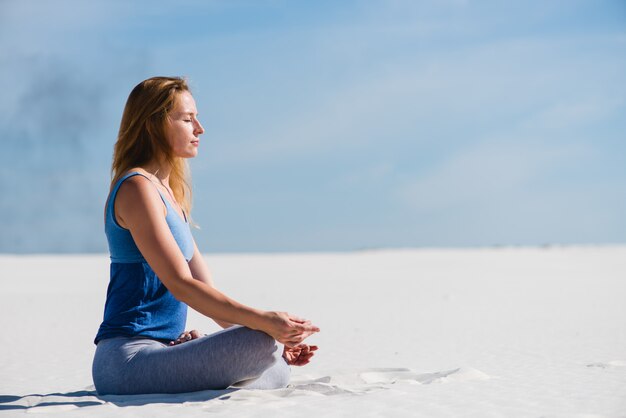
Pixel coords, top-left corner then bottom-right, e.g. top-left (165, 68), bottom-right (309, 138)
top-left (95, 171), bottom-right (194, 344)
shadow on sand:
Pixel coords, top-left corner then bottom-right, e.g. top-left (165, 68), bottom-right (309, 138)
top-left (0, 388), bottom-right (238, 411)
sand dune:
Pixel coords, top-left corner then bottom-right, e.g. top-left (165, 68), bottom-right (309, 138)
top-left (1, 246), bottom-right (625, 417)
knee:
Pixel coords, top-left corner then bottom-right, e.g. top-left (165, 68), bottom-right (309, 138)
top-left (246, 328), bottom-right (280, 365)
top-left (231, 327), bottom-right (281, 373)
top-left (271, 361), bottom-right (291, 389)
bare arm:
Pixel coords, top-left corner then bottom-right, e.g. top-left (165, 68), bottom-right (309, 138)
top-left (188, 241), bottom-right (234, 329)
top-left (115, 175), bottom-right (319, 346)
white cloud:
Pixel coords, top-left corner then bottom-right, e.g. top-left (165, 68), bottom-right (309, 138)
top-left (398, 138), bottom-right (591, 213)
top-left (520, 97), bottom-right (625, 132)
top-left (200, 30), bottom-right (624, 169)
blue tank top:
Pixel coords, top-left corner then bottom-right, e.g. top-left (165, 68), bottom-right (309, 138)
top-left (95, 172), bottom-right (195, 344)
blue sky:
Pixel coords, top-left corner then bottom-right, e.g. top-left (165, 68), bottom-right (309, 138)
top-left (1, 0), bottom-right (625, 253)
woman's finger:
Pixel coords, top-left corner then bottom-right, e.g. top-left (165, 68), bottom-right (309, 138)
top-left (292, 321), bottom-right (320, 333)
top-left (296, 354), bottom-right (312, 364)
top-left (169, 330), bottom-right (202, 346)
top-left (284, 325), bottom-right (318, 340)
top-left (287, 314), bottom-right (306, 323)
top-left (293, 351), bottom-right (314, 366)
top-left (283, 337), bottom-right (304, 347)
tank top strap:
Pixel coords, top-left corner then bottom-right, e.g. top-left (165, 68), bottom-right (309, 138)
top-left (107, 172), bottom-right (169, 227)
top-left (108, 172), bottom-right (166, 209)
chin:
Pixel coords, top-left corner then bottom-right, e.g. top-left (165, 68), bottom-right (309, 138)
top-left (179, 150), bottom-right (198, 159)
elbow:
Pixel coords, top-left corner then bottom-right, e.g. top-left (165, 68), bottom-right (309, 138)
top-left (166, 276), bottom-right (198, 304)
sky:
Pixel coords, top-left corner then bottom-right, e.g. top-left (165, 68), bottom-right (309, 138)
top-left (0, 0), bottom-right (625, 253)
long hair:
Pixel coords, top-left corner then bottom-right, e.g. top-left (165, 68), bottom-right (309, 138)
top-left (111, 76), bottom-right (193, 218)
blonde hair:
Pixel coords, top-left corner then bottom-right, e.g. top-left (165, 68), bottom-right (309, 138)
top-left (111, 76), bottom-right (193, 218)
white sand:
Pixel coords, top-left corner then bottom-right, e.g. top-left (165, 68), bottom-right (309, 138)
top-left (0, 246), bottom-right (625, 417)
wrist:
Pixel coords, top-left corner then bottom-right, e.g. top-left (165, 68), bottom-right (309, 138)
top-left (239, 307), bottom-right (269, 331)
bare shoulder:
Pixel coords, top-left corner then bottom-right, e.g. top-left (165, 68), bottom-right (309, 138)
top-left (115, 170), bottom-right (165, 228)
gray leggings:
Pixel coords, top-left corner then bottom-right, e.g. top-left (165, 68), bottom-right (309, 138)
top-left (92, 326), bottom-right (290, 395)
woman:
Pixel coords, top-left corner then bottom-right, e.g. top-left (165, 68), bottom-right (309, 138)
top-left (92, 76), bottom-right (319, 395)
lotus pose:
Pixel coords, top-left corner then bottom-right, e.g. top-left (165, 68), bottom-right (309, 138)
top-left (92, 77), bottom-right (319, 395)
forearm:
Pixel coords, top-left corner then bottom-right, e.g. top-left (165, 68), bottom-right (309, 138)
top-left (171, 277), bottom-right (266, 331)
top-left (191, 270), bottom-right (234, 328)
top-left (192, 272), bottom-right (235, 328)
top-left (171, 275), bottom-right (319, 347)
top-left (187, 245), bottom-right (235, 328)
top-left (215, 319), bottom-right (234, 329)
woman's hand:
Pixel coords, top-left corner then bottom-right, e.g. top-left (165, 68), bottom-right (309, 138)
top-left (283, 344), bottom-right (318, 366)
top-left (169, 329), bottom-right (202, 346)
top-left (261, 312), bottom-right (320, 347)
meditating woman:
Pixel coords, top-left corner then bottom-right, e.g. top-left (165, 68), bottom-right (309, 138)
top-left (92, 76), bottom-right (319, 395)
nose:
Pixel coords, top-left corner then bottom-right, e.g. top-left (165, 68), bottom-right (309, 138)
top-left (194, 118), bottom-right (205, 136)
